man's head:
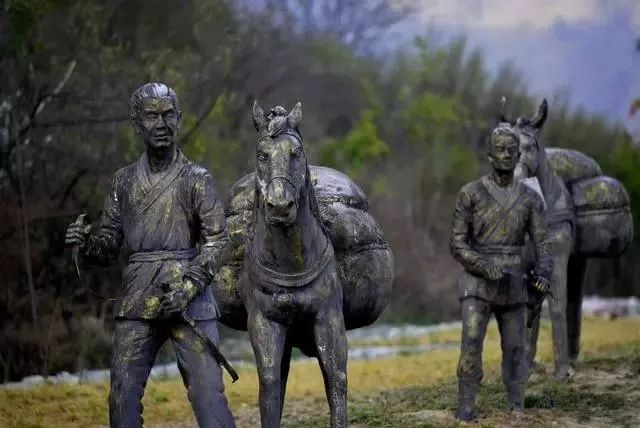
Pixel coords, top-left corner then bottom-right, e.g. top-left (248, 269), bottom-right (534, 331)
top-left (129, 83), bottom-right (182, 150)
top-left (487, 123), bottom-right (520, 173)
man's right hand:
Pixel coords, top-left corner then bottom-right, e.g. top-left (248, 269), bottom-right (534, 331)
top-left (480, 261), bottom-right (503, 281)
top-left (65, 214), bottom-right (91, 249)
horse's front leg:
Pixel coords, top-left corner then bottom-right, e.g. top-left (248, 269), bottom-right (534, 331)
top-left (248, 309), bottom-right (287, 428)
top-left (314, 300), bottom-right (348, 427)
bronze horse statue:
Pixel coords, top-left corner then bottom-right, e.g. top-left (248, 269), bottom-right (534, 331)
top-left (243, 102), bottom-right (347, 427)
top-left (212, 102), bottom-right (393, 427)
top-left (510, 99), bottom-right (632, 378)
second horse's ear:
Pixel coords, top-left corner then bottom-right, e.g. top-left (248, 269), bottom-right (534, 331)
top-left (530, 98), bottom-right (548, 130)
top-left (252, 100), bottom-right (267, 133)
top-left (287, 102), bottom-right (303, 129)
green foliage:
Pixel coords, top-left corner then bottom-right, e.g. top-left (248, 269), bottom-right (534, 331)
top-left (320, 108), bottom-right (389, 178)
top-left (5, 0), bottom-right (51, 56)
top-left (599, 134), bottom-right (640, 247)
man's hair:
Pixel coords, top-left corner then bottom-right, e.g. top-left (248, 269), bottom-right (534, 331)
top-left (129, 82), bottom-right (180, 121)
top-left (487, 122), bottom-right (519, 152)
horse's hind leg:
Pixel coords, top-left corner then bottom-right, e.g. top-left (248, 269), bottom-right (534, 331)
top-left (314, 305), bottom-right (348, 427)
top-left (248, 309), bottom-right (287, 428)
top-left (567, 256), bottom-right (588, 362)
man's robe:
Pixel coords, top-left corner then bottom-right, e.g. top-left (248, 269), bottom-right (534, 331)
top-left (450, 175), bottom-right (553, 305)
top-left (84, 150), bottom-right (229, 320)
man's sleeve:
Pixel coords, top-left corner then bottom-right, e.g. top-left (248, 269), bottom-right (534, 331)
top-left (183, 172), bottom-right (231, 293)
top-left (449, 187), bottom-right (488, 277)
top-left (83, 174), bottom-right (124, 266)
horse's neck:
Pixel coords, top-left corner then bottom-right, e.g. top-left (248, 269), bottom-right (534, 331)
top-left (536, 149), bottom-right (562, 205)
top-left (253, 191), bottom-right (328, 274)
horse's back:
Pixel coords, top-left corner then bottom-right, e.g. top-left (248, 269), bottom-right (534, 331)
top-left (212, 166), bottom-right (393, 331)
top-left (546, 148), bottom-right (602, 184)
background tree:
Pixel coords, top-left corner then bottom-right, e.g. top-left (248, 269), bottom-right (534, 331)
top-left (0, 0), bottom-right (635, 380)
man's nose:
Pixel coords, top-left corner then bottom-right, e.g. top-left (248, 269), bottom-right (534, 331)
top-left (154, 115), bottom-right (168, 128)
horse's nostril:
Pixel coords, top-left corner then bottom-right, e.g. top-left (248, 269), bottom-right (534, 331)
top-left (286, 201), bottom-right (294, 209)
top-left (267, 202), bottom-right (275, 210)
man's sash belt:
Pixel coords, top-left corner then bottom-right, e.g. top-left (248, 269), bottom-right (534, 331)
top-left (472, 244), bottom-right (522, 256)
top-left (128, 248), bottom-right (197, 263)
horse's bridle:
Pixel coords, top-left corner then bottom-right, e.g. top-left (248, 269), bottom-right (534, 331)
top-left (256, 131), bottom-right (308, 205)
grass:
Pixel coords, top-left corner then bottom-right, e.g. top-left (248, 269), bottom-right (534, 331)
top-left (1, 317), bottom-right (640, 427)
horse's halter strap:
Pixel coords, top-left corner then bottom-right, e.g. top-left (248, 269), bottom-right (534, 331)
top-left (258, 174), bottom-right (300, 196)
top-left (247, 239), bottom-right (334, 288)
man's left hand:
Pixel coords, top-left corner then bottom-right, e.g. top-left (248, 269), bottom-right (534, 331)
top-left (160, 279), bottom-right (199, 315)
top-left (533, 277), bottom-right (551, 295)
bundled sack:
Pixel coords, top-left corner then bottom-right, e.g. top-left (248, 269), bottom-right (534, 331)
top-left (212, 166), bottom-right (393, 331)
top-left (570, 176), bottom-right (633, 256)
top-left (546, 148), bottom-right (603, 184)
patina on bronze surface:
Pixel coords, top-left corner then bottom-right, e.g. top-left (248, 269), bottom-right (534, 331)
top-left (245, 102), bottom-right (346, 428)
top-left (509, 99), bottom-right (633, 379)
top-left (450, 122), bottom-right (554, 422)
top-left (213, 164), bottom-right (393, 333)
top-left (64, 83), bottom-right (236, 428)
top-left (215, 102), bottom-right (392, 428)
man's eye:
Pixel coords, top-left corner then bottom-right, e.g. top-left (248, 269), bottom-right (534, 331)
top-left (257, 152), bottom-right (269, 162)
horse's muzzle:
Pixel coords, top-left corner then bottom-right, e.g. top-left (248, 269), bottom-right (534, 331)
top-left (265, 200), bottom-right (297, 226)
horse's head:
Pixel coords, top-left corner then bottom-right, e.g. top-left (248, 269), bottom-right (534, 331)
top-left (511, 99), bottom-right (548, 180)
top-left (252, 101), bottom-right (308, 227)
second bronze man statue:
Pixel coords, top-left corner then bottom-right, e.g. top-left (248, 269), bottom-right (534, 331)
top-left (450, 122), bottom-right (553, 421)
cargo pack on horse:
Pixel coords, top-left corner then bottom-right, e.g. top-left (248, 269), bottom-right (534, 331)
top-left (211, 102), bottom-right (393, 427)
top-left (510, 99), bottom-right (633, 378)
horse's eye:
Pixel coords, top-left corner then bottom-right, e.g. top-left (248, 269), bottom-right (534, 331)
top-left (293, 147), bottom-right (303, 158)
top-left (257, 152), bottom-right (269, 162)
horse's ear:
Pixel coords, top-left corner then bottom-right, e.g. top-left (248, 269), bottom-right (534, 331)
top-left (531, 98), bottom-right (548, 130)
top-left (252, 100), bottom-right (267, 133)
top-left (287, 102), bottom-right (303, 129)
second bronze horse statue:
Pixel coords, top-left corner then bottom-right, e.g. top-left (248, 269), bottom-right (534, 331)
top-left (509, 99), bottom-right (633, 378)
top-left (212, 102), bottom-right (394, 427)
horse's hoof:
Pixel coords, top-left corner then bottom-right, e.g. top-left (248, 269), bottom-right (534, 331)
top-left (553, 365), bottom-right (574, 381)
top-left (455, 407), bottom-right (477, 423)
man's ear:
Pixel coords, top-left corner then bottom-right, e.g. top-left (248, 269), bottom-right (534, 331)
top-left (177, 109), bottom-right (183, 130)
top-left (130, 112), bottom-right (141, 135)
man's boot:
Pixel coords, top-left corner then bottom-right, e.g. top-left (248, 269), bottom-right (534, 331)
top-left (456, 380), bottom-right (479, 422)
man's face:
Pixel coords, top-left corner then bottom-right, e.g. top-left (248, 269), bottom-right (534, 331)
top-left (488, 135), bottom-right (520, 173)
top-left (135, 97), bottom-right (181, 149)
